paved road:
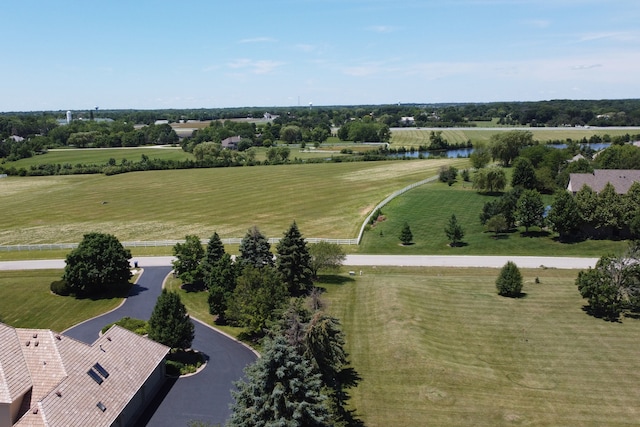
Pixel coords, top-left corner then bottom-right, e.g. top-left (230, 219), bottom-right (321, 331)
top-left (61, 266), bottom-right (257, 427)
top-left (0, 254), bottom-right (598, 271)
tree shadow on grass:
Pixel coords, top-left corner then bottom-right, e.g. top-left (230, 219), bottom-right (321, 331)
top-left (581, 306), bottom-right (621, 322)
top-left (520, 230), bottom-right (551, 238)
top-left (316, 274), bottom-right (356, 286)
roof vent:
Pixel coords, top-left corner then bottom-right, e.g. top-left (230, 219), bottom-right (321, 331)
top-left (32, 408), bottom-right (38, 414)
top-left (55, 391), bottom-right (62, 397)
top-left (106, 336), bottom-right (111, 341)
top-left (33, 333), bottom-right (38, 338)
top-left (25, 340), bottom-right (30, 346)
top-left (97, 401), bottom-right (107, 412)
top-left (34, 341), bottom-right (39, 347)
top-left (55, 335), bottom-right (61, 340)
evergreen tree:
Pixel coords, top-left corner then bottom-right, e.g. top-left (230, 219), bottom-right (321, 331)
top-left (237, 226), bottom-right (274, 268)
top-left (148, 289), bottom-right (194, 349)
top-left (206, 253), bottom-right (237, 323)
top-left (444, 213), bottom-right (465, 246)
top-left (203, 231), bottom-right (225, 269)
top-left (496, 261), bottom-right (523, 297)
top-left (63, 232), bottom-right (132, 296)
top-left (399, 222), bottom-right (413, 245)
top-left (276, 222), bottom-right (314, 295)
top-left (172, 235), bottom-right (205, 285)
top-left (228, 335), bottom-right (330, 427)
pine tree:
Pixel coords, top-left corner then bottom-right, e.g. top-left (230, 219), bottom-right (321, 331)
top-left (228, 335), bottom-right (330, 427)
top-left (276, 222), bottom-right (314, 295)
top-left (148, 289), bottom-right (195, 349)
top-left (237, 226), bottom-right (274, 268)
top-left (399, 222), bottom-right (413, 245)
top-left (444, 213), bottom-right (465, 247)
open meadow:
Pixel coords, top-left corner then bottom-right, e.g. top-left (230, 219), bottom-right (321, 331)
top-left (390, 127), bottom-right (640, 147)
top-left (0, 158), bottom-right (469, 245)
top-left (321, 266), bottom-right (640, 427)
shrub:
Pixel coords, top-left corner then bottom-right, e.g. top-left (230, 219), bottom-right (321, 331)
top-left (101, 317), bottom-right (149, 335)
top-left (50, 280), bottom-right (71, 296)
top-left (496, 261), bottom-right (523, 297)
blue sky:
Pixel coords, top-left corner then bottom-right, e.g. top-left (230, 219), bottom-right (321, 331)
top-left (2, 0), bottom-right (639, 111)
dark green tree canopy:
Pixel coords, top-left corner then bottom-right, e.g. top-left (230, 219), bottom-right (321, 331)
top-left (399, 222), bottom-right (413, 245)
top-left (172, 235), bottom-right (205, 285)
top-left (63, 232), bottom-right (132, 295)
top-left (472, 167), bottom-right (507, 193)
top-left (238, 226), bottom-right (274, 268)
top-left (228, 335), bottom-right (330, 427)
top-left (496, 261), bottom-right (523, 297)
top-left (276, 222), bottom-right (314, 296)
top-left (516, 189), bottom-right (545, 232)
top-left (547, 190), bottom-right (580, 240)
top-left (444, 214), bottom-right (465, 246)
top-left (489, 130), bottom-right (533, 167)
top-left (206, 253), bottom-right (237, 322)
top-left (148, 289), bottom-right (195, 349)
top-left (511, 156), bottom-right (537, 189)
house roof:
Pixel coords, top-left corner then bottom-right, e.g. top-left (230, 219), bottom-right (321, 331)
top-left (567, 169), bottom-right (640, 194)
top-left (0, 323), bottom-right (169, 427)
top-left (0, 325), bottom-right (32, 405)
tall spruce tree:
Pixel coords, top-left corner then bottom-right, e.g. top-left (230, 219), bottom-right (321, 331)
top-left (228, 335), bottom-right (330, 427)
top-left (399, 222), bottom-right (413, 245)
top-left (276, 222), bottom-right (314, 295)
top-left (148, 289), bottom-right (195, 349)
top-left (237, 226), bottom-right (274, 268)
top-left (444, 213), bottom-right (465, 247)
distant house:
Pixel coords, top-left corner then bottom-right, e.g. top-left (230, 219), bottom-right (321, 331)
top-left (567, 170), bottom-right (640, 194)
top-left (399, 117), bottom-right (415, 126)
top-left (221, 135), bottom-right (241, 150)
top-left (0, 323), bottom-right (169, 427)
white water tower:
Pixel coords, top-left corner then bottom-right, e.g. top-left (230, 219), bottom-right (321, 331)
top-left (66, 111), bottom-right (72, 124)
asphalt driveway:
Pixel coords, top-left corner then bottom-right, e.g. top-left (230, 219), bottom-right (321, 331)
top-left (64, 266), bottom-right (257, 426)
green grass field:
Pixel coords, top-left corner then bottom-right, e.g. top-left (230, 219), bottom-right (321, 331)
top-left (0, 158), bottom-right (468, 245)
top-left (320, 267), bottom-right (640, 426)
top-left (359, 180), bottom-right (627, 257)
top-left (0, 269), bottom-right (124, 331)
top-left (4, 146), bottom-right (193, 168)
top-left (390, 127), bottom-right (639, 147)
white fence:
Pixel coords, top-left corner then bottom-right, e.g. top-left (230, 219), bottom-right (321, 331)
top-left (0, 174), bottom-right (438, 252)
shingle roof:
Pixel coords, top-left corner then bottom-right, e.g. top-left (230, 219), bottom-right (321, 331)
top-left (0, 324), bottom-right (32, 405)
top-left (567, 169), bottom-right (640, 194)
top-left (0, 323), bottom-right (169, 427)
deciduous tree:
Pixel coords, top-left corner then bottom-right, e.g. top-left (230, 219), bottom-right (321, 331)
top-left (516, 189), bottom-right (545, 232)
top-left (547, 190), bottom-right (580, 240)
top-left (511, 156), bottom-right (537, 189)
top-left (308, 242), bottom-right (346, 278)
top-left (489, 130), bottom-right (532, 167)
top-left (172, 235), bottom-right (205, 285)
top-left (63, 232), bottom-right (132, 296)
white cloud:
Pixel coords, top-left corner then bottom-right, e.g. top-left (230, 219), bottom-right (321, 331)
top-left (367, 25), bottom-right (396, 33)
top-left (237, 37), bottom-right (277, 44)
top-left (227, 59), bottom-right (284, 75)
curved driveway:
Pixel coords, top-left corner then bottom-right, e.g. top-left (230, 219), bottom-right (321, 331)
top-left (64, 266), bottom-right (257, 427)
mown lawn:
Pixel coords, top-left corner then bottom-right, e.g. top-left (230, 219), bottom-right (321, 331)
top-left (359, 180), bottom-right (628, 257)
top-left (0, 269), bottom-right (124, 331)
top-left (390, 127), bottom-right (638, 147)
top-left (0, 158), bottom-right (468, 245)
top-left (320, 267), bottom-right (640, 427)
